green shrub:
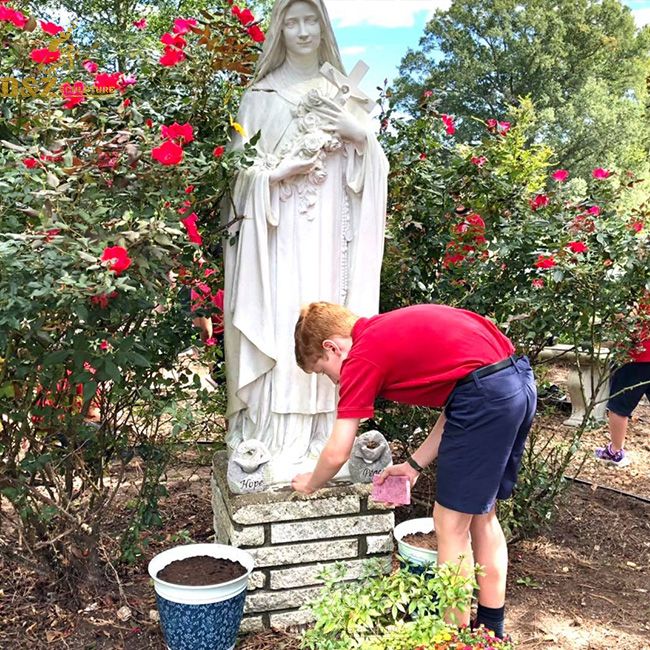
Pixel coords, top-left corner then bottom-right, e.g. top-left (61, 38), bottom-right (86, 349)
top-left (301, 560), bottom-right (494, 650)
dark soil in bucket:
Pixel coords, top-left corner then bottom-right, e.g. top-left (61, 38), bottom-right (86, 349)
top-left (157, 555), bottom-right (246, 586)
top-left (402, 531), bottom-right (437, 551)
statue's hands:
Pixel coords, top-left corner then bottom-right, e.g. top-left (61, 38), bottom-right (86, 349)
top-left (315, 96), bottom-right (367, 145)
top-left (268, 154), bottom-right (320, 184)
top-left (291, 472), bottom-right (316, 494)
top-left (376, 462), bottom-right (420, 488)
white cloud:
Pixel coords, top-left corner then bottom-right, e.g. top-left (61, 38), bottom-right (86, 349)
top-left (324, 0), bottom-right (450, 28)
top-left (341, 45), bottom-right (368, 56)
top-left (632, 8), bottom-right (650, 26)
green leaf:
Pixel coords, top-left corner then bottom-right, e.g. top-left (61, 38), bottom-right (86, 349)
top-left (129, 352), bottom-right (150, 367)
top-left (103, 359), bottom-right (121, 383)
top-left (43, 349), bottom-right (72, 365)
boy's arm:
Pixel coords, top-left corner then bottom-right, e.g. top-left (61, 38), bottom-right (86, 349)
top-left (377, 412), bottom-right (446, 486)
top-left (292, 418), bottom-right (360, 494)
top-left (411, 411), bottom-right (446, 468)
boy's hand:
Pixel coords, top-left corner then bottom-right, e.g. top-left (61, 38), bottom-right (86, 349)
top-left (291, 472), bottom-right (316, 494)
top-left (192, 316), bottom-right (213, 343)
top-left (377, 462), bottom-right (420, 488)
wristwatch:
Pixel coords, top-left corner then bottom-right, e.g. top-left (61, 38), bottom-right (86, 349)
top-left (406, 456), bottom-right (425, 473)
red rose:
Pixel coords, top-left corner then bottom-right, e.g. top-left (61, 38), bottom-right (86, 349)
top-left (101, 246), bottom-right (132, 274)
top-left (247, 24), bottom-right (265, 42)
top-left (592, 167), bottom-right (611, 179)
top-left (441, 114), bottom-right (455, 136)
top-left (497, 121), bottom-right (511, 134)
top-left (123, 98), bottom-right (131, 107)
top-left (161, 122), bottom-right (194, 144)
top-left (133, 18), bottom-right (147, 30)
top-left (567, 241), bottom-right (588, 253)
top-left (185, 185), bottom-right (195, 194)
top-left (159, 47), bottom-right (186, 66)
top-left (486, 118), bottom-right (497, 130)
top-left (22, 157), bottom-right (39, 169)
top-left (181, 212), bottom-right (203, 245)
top-left (471, 156), bottom-right (487, 167)
top-left (213, 145), bottom-right (225, 158)
top-left (587, 206), bottom-right (600, 216)
top-left (90, 291), bottom-right (118, 309)
top-left (60, 81), bottom-right (86, 109)
top-left (83, 60), bottom-right (98, 73)
top-left (94, 72), bottom-right (122, 91)
top-left (160, 32), bottom-right (187, 49)
top-left (631, 220), bottom-right (644, 233)
top-left (534, 254), bottom-right (556, 269)
top-left (173, 17), bottom-right (197, 35)
top-left (532, 278), bottom-right (544, 288)
top-left (234, 7), bottom-right (255, 24)
top-left (145, 118), bottom-right (154, 128)
top-left (0, 6), bottom-right (27, 28)
top-left (529, 194), bottom-right (549, 211)
top-left (151, 140), bottom-right (184, 165)
top-left (552, 169), bottom-right (569, 182)
top-left (40, 20), bottom-right (64, 35)
top-left (30, 48), bottom-right (61, 64)
top-left (442, 252), bottom-right (465, 268)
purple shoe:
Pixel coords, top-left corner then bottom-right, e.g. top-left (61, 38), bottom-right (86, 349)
top-left (594, 443), bottom-right (631, 468)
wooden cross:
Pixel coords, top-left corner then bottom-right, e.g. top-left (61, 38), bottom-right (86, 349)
top-left (320, 60), bottom-right (376, 114)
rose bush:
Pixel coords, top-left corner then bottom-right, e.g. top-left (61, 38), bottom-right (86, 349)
top-left (376, 92), bottom-right (649, 538)
top-left (0, 1), bottom-right (262, 587)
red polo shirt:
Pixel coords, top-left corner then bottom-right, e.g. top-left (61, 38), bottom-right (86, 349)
top-left (337, 305), bottom-right (515, 419)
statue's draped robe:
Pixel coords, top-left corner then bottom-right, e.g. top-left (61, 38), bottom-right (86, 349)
top-left (223, 66), bottom-right (388, 478)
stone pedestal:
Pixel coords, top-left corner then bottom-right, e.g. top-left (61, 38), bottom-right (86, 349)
top-left (211, 451), bottom-right (394, 631)
top-left (563, 362), bottom-right (610, 427)
top-left (538, 344), bottom-right (611, 427)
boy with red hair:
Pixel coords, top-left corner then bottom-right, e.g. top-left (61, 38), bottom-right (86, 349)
top-left (292, 302), bottom-right (537, 638)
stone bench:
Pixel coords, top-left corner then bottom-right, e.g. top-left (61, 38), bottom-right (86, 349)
top-left (538, 344), bottom-right (611, 427)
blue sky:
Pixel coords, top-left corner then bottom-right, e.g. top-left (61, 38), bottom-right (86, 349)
top-left (324, 0), bottom-right (650, 103)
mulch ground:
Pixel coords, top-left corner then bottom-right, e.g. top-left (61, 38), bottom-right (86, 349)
top-left (1, 367), bottom-right (649, 649)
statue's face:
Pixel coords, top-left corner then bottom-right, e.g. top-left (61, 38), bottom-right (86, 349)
top-left (282, 1), bottom-right (321, 57)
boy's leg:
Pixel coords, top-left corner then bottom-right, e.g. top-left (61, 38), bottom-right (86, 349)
top-left (433, 502), bottom-right (474, 626)
top-left (469, 506), bottom-right (507, 607)
top-left (608, 410), bottom-right (629, 451)
top-left (470, 506), bottom-right (508, 638)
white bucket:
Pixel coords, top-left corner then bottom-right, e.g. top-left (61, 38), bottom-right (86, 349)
top-left (393, 517), bottom-right (438, 566)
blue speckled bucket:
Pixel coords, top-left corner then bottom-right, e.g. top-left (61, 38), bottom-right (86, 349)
top-left (148, 543), bottom-right (254, 650)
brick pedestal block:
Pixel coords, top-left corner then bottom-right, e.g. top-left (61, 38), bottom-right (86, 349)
top-left (211, 450), bottom-right (394, 631)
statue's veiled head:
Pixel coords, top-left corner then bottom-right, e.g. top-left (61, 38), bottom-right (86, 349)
top-left (253, 0), bottom-right (345, 82)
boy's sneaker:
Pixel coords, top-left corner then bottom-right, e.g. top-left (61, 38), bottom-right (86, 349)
top-left (594, 443), bottom-right (631, 468)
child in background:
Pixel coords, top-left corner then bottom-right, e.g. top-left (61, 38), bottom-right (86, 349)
top-left (595, 330), bottom-right (650, 468)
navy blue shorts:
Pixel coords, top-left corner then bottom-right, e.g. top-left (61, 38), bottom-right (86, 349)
top-left (607, 362), bottom-right (650, 418)
top-left (437, 356), bottom-right (537, 515)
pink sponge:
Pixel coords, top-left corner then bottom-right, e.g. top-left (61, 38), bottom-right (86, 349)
top-left (371, 474), bottom-right (411, 505)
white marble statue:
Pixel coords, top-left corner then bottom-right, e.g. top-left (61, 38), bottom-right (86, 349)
top-left (223, 0), bottom-right (388, 485)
